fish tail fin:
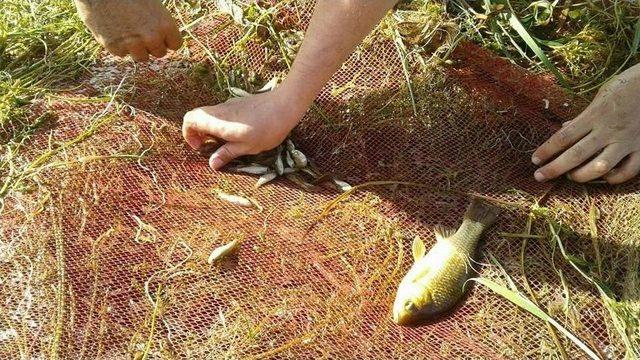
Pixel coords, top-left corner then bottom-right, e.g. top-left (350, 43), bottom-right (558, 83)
top-left (464, 197), bottom-right (500, 227)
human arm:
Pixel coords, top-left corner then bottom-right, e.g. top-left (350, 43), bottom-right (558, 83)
top-left (182, 0), bottom-right (398, 170)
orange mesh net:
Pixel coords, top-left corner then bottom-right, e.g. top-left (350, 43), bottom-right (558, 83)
top-left (1, 2), bottom-right (638, 359)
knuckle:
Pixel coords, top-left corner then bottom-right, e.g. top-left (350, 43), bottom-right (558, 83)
top-left (567, 144), bottom-right (585, 160)
top-left (241, 126), bottom-right (257, 138)
top-left (593, 159), bottom-right (611, 173)
top-left (218, 146), bottom-right (236, 161)
top-left (555, 127), bottom-right (574, 147)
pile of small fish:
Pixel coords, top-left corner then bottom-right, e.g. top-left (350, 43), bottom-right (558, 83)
top-left (231, 139), bottom-right (352, 192)
top-left (221, 78), bottom-right (352, 192)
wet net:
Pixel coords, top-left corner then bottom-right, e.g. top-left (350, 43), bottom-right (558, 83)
top-left (1, 1), bottom-right (639, 359)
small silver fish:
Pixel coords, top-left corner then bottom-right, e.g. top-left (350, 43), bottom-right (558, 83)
top-left (285, 173), bottom-right (315, 191)
top-left (290, 150), bottom-right (308, 168)
top-left (286, 139), bottom-right (296, 152)
top-left (286, 150), bottom-right (296, 168)
top-left (234, 165), bottom-right (270, 175)
top-left (392, 198), bottom-right (499, 326)
top-left (333, 179), bottom-right (352, 192)
top-left (228, 87), bottom-right (252, 97)
top-left (275, 146), bottom-right (285, 175)
top-left (216, 191), bottom-right (254, 208)
top-left (256, 77), bottom-right (279, 93)
top-left (208, 239), bottom-right (242, 263)
top-left (255, 172), bottom-right (277, 188)
top-left (300, 168), bottom-right (318, 179)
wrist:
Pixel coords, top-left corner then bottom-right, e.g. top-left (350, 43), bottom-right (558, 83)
top-left (274, 81), bottom-right (316, 121)
top-left (600, 64), bottom-right (640, 96)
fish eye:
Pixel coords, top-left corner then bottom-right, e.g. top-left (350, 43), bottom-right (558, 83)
top-left (404, 301), bottom-right (417, 312)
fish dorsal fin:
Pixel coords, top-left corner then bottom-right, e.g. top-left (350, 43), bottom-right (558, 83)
top-left (412, 235), bottom-right (426, 262)
top-left (434, 225), bottom-right (456, 242)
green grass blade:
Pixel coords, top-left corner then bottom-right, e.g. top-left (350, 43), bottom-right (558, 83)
top-left (631, 17), bottom-right (640, 55)
top-left (578, 17), bottom-right (640, 94)
top-left (507, 13), bottom-right (570, 88)
top-left (487, 252), bottom-right (519, 291)
top-left (393, 36), bottom-right (418, 117)
top-left (470, 277), bottom-right (601, 360)
top-left (548, 223), bottom-right (616, 299)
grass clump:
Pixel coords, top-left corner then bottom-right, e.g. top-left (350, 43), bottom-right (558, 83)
top-left (0, 0), bottom-right (99, 136)
top-left (453, 0), bottom-right (640, 92)
top-left (374, 0), bottom-right (461, 66)
top-left (551, 25), bottom-right (611, 83)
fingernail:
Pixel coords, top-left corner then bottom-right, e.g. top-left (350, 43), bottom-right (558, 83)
top-left (532, 156), bottom-right (541, 165)
top-left (534, 170), bottom-right (546, 182)
top-left (209, 155), bottom-right (223, 170)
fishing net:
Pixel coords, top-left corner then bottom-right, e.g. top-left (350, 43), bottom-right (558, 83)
top-left (1, 1), bottom-right (638, 359)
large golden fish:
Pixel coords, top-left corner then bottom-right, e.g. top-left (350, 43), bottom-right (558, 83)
top-left (392, 198), bottom-right (500, 326)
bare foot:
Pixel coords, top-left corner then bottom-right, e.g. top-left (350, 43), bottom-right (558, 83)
top-left (532, 64), bottom-right (640, 184)
top-left (74, 0), bottom-right (182, 61)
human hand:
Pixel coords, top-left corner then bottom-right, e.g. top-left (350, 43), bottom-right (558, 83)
top-left (531, 65), bottom-right (640, 184)
top-left (74, 0), bottom-right (182, 61)
top-left (182, 89), bottom-right (308, 170)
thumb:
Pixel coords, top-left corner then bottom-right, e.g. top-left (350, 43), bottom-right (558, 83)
top-left (209, 142), bottom-right (247, 170)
